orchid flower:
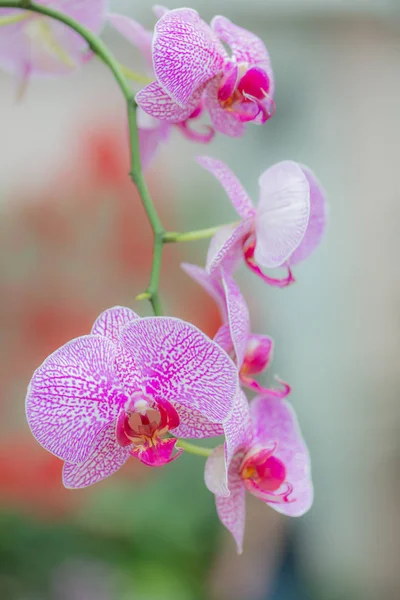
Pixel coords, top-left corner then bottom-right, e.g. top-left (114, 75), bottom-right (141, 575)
top-left (136, 8), bottom-right (275, 137)
top-left (205, 392), bottom-right (313, 553)
top-left (182, 263), bottom-right (290, 396)
top-left (108, 7), bottom-right (214, 169)
top-left (199, 156), bottom-right (327, 287)
top-left (25, 306), bottom-right (239, 488)
top-left (0, 0), bottom-right (107, 80)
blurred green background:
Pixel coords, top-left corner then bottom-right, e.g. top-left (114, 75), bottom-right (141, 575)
top-left (1, 0), bottom-right (399, 598)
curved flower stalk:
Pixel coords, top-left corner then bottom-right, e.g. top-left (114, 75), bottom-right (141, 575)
top-left (199, 156), bottom-right (327, 287)
top-left (25, 306), bottom-right (239, 488)
top-left (108, 7), bottom-right (214, 169)
top-left (205, 392), bottom-right (313, 553)
top-left (0, 0), bottom-right (107, 80)
top-left (181, 263), bottom-right (290, 396)
top-left (136, 7), bottom-right (275, 137)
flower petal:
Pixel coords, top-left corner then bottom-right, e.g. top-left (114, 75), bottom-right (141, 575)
top-left (62, 420), bottom-right (130, 489)
top-left (197, 156), bottom-right (255, 219)
top-left (107, 13), bottom-right (153, 66)
top-left (131, 437), bottom-right (183, 467)
top-left (172, 403), bottom-right (224, 438)
top-left (26, 335), bottom-right (123, 464)
top-left (250, 396), bottom-right (313, 516)
top-left (136, 81), bottom-right (203, 123)
top-left (91, 306), bottom-right (139, 342)
top-left (206, 220), bottom-right (252, 275)
top-left (224, 389), bottom-right (252, 475)
top-left (214, 324), bottom-right (233, 354)
top-left (211, 15), bottom-right (274, 95)
top-left (139, 118), bottom-right (171, 170)
top-left (181, 262), bottom-right (227, 320)
top-left (205, 444), bottom-right (228, 496)
top-left (153, 8), bottom-right (226, 107)
top-left (204, 76), bottom-right (246, 137)
top-left (255, 161), bottom-right (310, 268)
top-left (0, 1), bottom-right (106, 77)
top-left (215, 452), bottom-right (247, 554)
top-left (289, 166), bottom-right (327, 266)
top-left (116, 317), bottom-right (238, 423)
top-left (221, 270), bottom-right (250, 368)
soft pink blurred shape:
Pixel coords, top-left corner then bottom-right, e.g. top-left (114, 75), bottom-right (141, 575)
top-left (108, 9), bottom-right (214, 169)
top-left (0, 0), bottom-right (107, 78)
top-left (205, 394), bottom-right (313, 553)
top-left (198, 156), bottom-right (327, 287)
top-left (51, 559), bottom-right (117, 600)
top-left (136, 8), bottom-right (275, 136)
top-left (26, 307), bottom-right (239, 487)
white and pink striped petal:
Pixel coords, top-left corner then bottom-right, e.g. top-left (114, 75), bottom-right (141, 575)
top-left (116, 317), bottom-right (238, 424)
top-left (91, 305), bottom-right (139, 343)
top-left (26, 335), bottom-right (123, 465)
top-left (136, 81), bottom-right (203, 124)
top-left (152, 8), bottom-right (226, 107)
top-left (211, 15), bottom-right (273, 85)
top-left (62, 421), bottom-right (131, 489)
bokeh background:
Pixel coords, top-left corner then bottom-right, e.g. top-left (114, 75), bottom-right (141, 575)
top-left (1, 0), bottom-right (399, 598)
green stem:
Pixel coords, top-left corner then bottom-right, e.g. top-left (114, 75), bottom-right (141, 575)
top-left (175, 439), bottom-right (213, 458)
top-left (163, 224), bottom-right (227, 243)
top-left (0, 0), bottom-right (165, 315)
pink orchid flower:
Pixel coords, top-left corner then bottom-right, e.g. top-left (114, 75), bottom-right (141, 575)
top-left (108, 7), bottom-right (214, 169)
top-left (25, 306), bottom-right (239, 488)
top-left (136, 8), bottom-right (275, 138)
top-left (199, 156), bottom-right (327, 287)
top-left (182, 263), bottom-right (290, 397)
top-left (0, 0), bottom-right (107, 80)
top-left (205, 392), bottom-right (313, 553)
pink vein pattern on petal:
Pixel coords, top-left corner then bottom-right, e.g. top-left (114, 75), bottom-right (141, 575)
top-left (211, 15), bottom-right (274, 94)
top-left (205, 444), bottom-right (228, 496)
top-left (250, 396), bottom-right (313, 517)
top-left (221, 270), bottom-right (250, 368)
top-left (117, 317), bottom-right (238, 423)
top-left (172, 403), bottom-right (224, 439)
top-left (153, 8), bottom-right (226, 107)
top-left (91, 306), bottom-right (139, 343)
top-left (136, 81), bottom-right (203, 123)
top-left (62, 420), bottom-right (131, 489)
top-left (224, 389), bottom-right (252, 473)
top-left (255, 161), bottom-right (310, 268)
top-left (206, 220), bottom-right (252, 275)
top-left (204, 76), bottom-right (246, 137)
top-left (26, 335), bottom-right (123, 464)
top-left (107, 13), bottom-right (153, 66)
top-left (216, 453), bottom-right (247, 554)
top-left (214, 324), bottom-right (233, 354)
top-left (289, 166), bottom-right (327, 266)
top-left (197, 156), bottom-right (255, 219)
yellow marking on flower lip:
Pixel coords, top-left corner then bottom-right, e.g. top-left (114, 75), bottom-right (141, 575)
top-left (0, 12), bottom-right (30, 27)
top-left (26, 19), bottom-right (75, 68)
top-left (241, 465), bottom-right (256, 480)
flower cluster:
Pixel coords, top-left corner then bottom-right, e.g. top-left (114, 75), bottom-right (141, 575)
top-left (1, 2), bottom-right (328, 553)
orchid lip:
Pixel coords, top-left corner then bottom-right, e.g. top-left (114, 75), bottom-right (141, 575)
top-left (116, 395), bottom-right (181, 466)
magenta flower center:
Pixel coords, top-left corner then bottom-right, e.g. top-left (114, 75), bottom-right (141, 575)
top-left (217, 63), bottom-right (274, 123)
top-left (116, 395), bottom-right (182, 467)
top-left (241, 448), bottom-right (286, 492)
